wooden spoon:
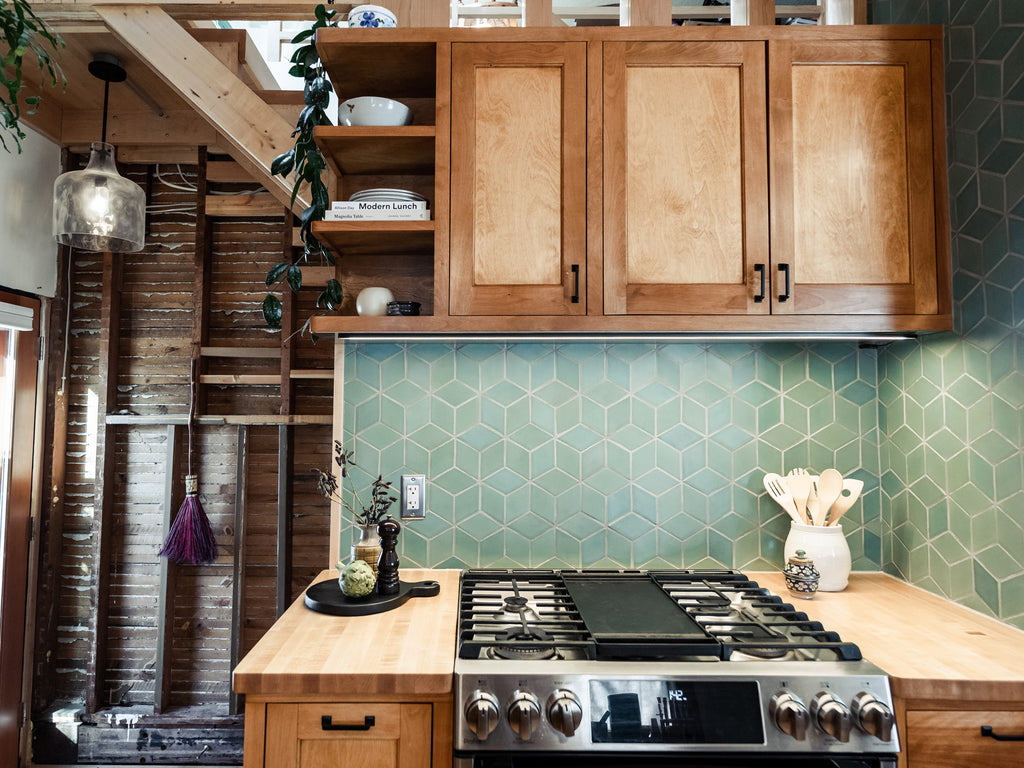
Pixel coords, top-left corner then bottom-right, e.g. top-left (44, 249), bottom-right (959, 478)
top-left (815, 469), bottom-right (844, 526)
top-left (827, 479), bottom-right (864, 527)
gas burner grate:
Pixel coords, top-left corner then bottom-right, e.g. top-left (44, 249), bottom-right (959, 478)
top-left (458, 570), bottom-right (597, 660)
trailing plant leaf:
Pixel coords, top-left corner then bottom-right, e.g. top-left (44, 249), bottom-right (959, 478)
top-left (265, 261), bottom-right (290, 287)
top-left (1, 0), bottom-right (65, 153)
top-left (263, 4), bottom-right (340, 331)
top-left (262, 293), bottom-right (283, 328)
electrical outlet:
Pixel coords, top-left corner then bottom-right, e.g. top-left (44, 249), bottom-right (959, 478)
top-left (401, 474), bottom-right (426, 519)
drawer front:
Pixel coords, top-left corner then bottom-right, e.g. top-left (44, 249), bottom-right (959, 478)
top-left (295, 703), bottom-right (402, 740)
top-left (908, 710), bottom-right (1024, 768)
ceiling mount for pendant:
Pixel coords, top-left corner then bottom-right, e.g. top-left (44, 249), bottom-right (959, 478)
top-left (52, 51), bottom-right (146, 253)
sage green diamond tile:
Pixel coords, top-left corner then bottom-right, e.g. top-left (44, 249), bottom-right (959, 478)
top-left (531, 528), bottom-right (558, 565)
top-left (530, 398), bottom-right (556, 432)
top-left (556, 400), bottom-right (582, 432)
top-left (636, 381), bottom-right (676, 407)
top-left (974, 429), bottom-right (1017, 463)
top-left (656, 486), bottom-right (684, 523)
top-left (580, 531), bottom-right (606, 565)
top-left (977, 544), bottom-right (1021, 579)
top-left (535, 468), bottom-right (575, 496)
top-left (585, 379), bottom-right (629, 407)
top-left (661, 423), bottom-right (702, 450)
top-left (680, 441), bottom-right (707, 477)
top-left (531, 487), bottom-right (557, 521)
top-left (928, 500), bottom-right (949, 537)
top-left (661, 511), bottom-right (704, 540)
top-left (761, 423), bottom-right (804, 451)
top-left (484, 379), bottom-right (527, 406)
top-left (508, 423), bottom-right (549, 452)
top-left (485, 467), bottom-right (527, 495)
top-left (460, 424), bottom-right (501, 453)
top-left (974, 560), bottom-right (1001, 614)
top-left (686, 467), bottom-right (728, 496)
top-left (970, 449), bottom-right (997, 498)
top-left (606, 530), bottom-right (632, 565)
top-left (561, 425), bottom-right (601, 452)
top-left (636, 467), bottom-right (678, 497)
top-left (1002, 573), bottom-right (1024, 617)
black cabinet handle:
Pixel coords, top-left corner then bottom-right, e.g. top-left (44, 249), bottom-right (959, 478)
top-left (753, 263), bottom-right (766, 303)
top-left (322, 715), bottom-right (375, 731)
top-left (778, 263), bottom-right (791, 303)
top-left (981, 725), bottom-right (1024, 741)
top-left (570, 264), bottom-right (580, 304)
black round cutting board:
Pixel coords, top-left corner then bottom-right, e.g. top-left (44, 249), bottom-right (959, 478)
top-left (304, 578), bottom-right (440, 616)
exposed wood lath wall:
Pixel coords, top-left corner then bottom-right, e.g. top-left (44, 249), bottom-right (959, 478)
top-left (31, 154), bottom-right (333, 763)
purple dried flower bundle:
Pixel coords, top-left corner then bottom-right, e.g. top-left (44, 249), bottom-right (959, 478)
top-left (314, 440), bottom-right (397, 525)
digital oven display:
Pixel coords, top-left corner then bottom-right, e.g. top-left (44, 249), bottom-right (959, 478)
top-left (589, 680), bottom-right (765, 745)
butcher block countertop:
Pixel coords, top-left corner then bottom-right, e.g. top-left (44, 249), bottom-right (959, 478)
top-left (233, 569), bottom-right (1024, 706)
top-left (752, 571), bottom-right (1024, 703)
top-left (232, 569), bottom-right (461, 698)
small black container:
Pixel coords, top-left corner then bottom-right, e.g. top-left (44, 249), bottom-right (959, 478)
top-left (386, 301), bottom-right (421, 316)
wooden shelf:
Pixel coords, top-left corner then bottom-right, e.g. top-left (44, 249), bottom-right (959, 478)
top-left (104, 414), bottom-right (333, 425)
top-left (316, 35), bottom-right (437, 99)
top-left (314, 126), bottom-right (436, 175)
top-left (311, 220), bottom-right (435, 257)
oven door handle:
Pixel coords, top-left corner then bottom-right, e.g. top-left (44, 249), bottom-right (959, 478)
top-left (982, 725), bottom-right (1024, 741)
top-left (322, 714), bottom-right (375, 731)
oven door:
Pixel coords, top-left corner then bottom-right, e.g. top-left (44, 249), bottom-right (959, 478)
top-left (454, 753), bottom-right (897, 768)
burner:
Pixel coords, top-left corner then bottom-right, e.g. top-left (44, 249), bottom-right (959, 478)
top-left (490, 626), bottom-right (558, 660)
top-left (729, 645), bottom-right (792, 660)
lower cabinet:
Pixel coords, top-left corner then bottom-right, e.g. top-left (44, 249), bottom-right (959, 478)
top-left (246, 698), bottom-right (448, 768)
top-left (905, 709), bottom-right (1024, 767)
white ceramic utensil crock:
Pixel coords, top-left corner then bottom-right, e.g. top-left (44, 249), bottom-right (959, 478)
top-left (784, 521), bottom-right (851, 591)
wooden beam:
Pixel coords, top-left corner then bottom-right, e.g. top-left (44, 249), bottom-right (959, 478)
top-left (154, 424), bottom-right (181, 714)
top-left (229, 425), bottom-right (247, 715)
top-left (61, 109), bottom-right (219, 146)
top-left (35, 0), bottom-right (350, 24)
top-left (95, 5), bottom-right (306, 215)
top-left (280, 211), bottom-right (296, 416)
top-left (620, 0), bottom-right (671, 26)
top-left (201, 346), bottom-right (280, 358)
top-left (522, 0), bottom-right (557, 26)
top-left (206, 160), bottom-right (255, 184)
top-left (85, 251), bottom-right (122, 714)
top-left (731, 0), bottom-right (776, 25)
top-left (276, 426), bottom-right (293, 617)
top-left (205, 194), bottom-right (282, 218)
top-left (32, 238), bottom-right (71, 714)
top-left (192, 147), bottom-right (213, 414)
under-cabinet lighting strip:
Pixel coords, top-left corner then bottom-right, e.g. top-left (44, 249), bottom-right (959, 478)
top-left (342, 334), bottom-right (916, 344)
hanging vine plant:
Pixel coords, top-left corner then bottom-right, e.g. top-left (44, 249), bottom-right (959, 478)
top-left (1, 0), bottom-right (65, 153)
top-left (263, 3), bottom-right (344, 330)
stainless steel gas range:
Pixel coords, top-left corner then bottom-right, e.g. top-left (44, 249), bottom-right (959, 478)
top-left (454, 569), bottom-right (898, 768)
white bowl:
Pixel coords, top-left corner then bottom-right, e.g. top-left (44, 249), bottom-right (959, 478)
top-left (348, 4), bottom-right (398, 27)
top-left (356, 286), bottom-right (394, 316)
top-left (338, 96), bottom-right (412, 127)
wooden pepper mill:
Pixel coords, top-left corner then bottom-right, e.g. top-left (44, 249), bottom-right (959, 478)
top-left (376, 515), bottom-right (401, 595)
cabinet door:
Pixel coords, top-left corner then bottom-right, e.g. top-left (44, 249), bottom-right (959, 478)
top-left (907, 710), bottom-right (1024, 767)
top-left (265, 702), bottom-right (431, 768)
top-left (450, 42), bottom-right (587, 316)
top-left (769, 39), bottom-right (939, 316)
top-left (603, 41), bottom-right (770, 315)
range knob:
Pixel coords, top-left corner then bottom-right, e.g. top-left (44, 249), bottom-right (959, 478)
top-left (547, 689), bottom-right (584, 737)
top-left (507, 690), bottom-right (542, 740)
top-left (465, 690), bottom-right (500, 741)
top-left (811, 691), bottom-right (852, 742)
top-left (852, 692), bottom-right (895, 742)
top-left (769, 691), bottom-right (809, 741)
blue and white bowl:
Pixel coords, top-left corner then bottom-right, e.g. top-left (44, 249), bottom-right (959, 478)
top-left (348, 4), bottom-right (398, 27)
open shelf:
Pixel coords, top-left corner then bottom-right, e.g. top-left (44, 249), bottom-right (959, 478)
top-left (314, 126), bottom-right (436, 175)
top-left (312, 220), bottom-right (435, 256)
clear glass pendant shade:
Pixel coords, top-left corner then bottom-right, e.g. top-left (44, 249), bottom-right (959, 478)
top-left (52, 142), bottom-right (146, 252)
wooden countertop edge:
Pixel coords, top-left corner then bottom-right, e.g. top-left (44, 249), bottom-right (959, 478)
top-left (232, 672), bottom-right (455, 698)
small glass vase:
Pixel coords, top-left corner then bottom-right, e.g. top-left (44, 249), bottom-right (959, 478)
top-left (351, 522), bottom-right (382, 579)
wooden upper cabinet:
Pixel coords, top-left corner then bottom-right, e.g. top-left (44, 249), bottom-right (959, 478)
top-left (450, 42), bottom-right (587, 316)
top-left (769, 39), bottom-right (940, 316)
top-left (603, 41), bottom-right (770, 315)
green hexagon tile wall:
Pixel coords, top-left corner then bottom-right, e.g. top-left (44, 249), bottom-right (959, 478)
top-left (342, 0), bottom-right (1023, 630)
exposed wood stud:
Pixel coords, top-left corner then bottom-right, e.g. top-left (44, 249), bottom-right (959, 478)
top-left (276, 426), bottom-right (294, 617)
top-left (280, 211), bottom-right (296, 416)
top-left (85, 251), bottom-right (122, 715)
top-left (192, 147), bottom-right (213, 415)
top-left (154, 424), bottom-right (182, 714)
top-left (229, 425), bottom-right (248, 715)
top-left (620, 0), bottom-right (671, 26)
top-left (731, 0), bottom-right (775, 25)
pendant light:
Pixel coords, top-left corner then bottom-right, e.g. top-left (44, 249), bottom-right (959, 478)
top-left (52, 53), bottom-right (146, 253)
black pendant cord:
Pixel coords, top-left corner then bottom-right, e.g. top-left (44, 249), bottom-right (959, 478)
top-left (101, 78), bottom-right (110, 144)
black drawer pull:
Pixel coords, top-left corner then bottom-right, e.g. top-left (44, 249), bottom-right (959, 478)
top-left (981, 725), bottom-right (1024, 741)
top-left (322, 715), bottom-right (375, 731)
top-left (753, 263), bottom-right (766, 303)
top-left (570, 264), bottom-right (580, 304)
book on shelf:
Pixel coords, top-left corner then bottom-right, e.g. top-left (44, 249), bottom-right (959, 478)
top-left (331, 200), bottom-right (428, 211)
top-left (323, 208), bottom-right (431, 221)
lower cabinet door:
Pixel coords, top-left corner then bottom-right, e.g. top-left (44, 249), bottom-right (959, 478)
top-left (907, 710), bottom-right (1024, 768)
top-left (265, 702), bottom-right (432, 768)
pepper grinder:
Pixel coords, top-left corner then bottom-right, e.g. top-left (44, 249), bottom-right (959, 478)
top-left (376, 515), bottom-right (401, 595)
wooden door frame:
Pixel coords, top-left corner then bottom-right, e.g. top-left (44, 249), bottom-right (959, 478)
top-left (0, 290), bottom-right (41, 767)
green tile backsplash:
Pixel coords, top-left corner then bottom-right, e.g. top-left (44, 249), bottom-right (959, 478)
top-left (341, 0), bottom-right (1024, 632)
top-left (342, 342), bottom-right (883, 572)
top-left (871, 0), bottom-right (1024, 631)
